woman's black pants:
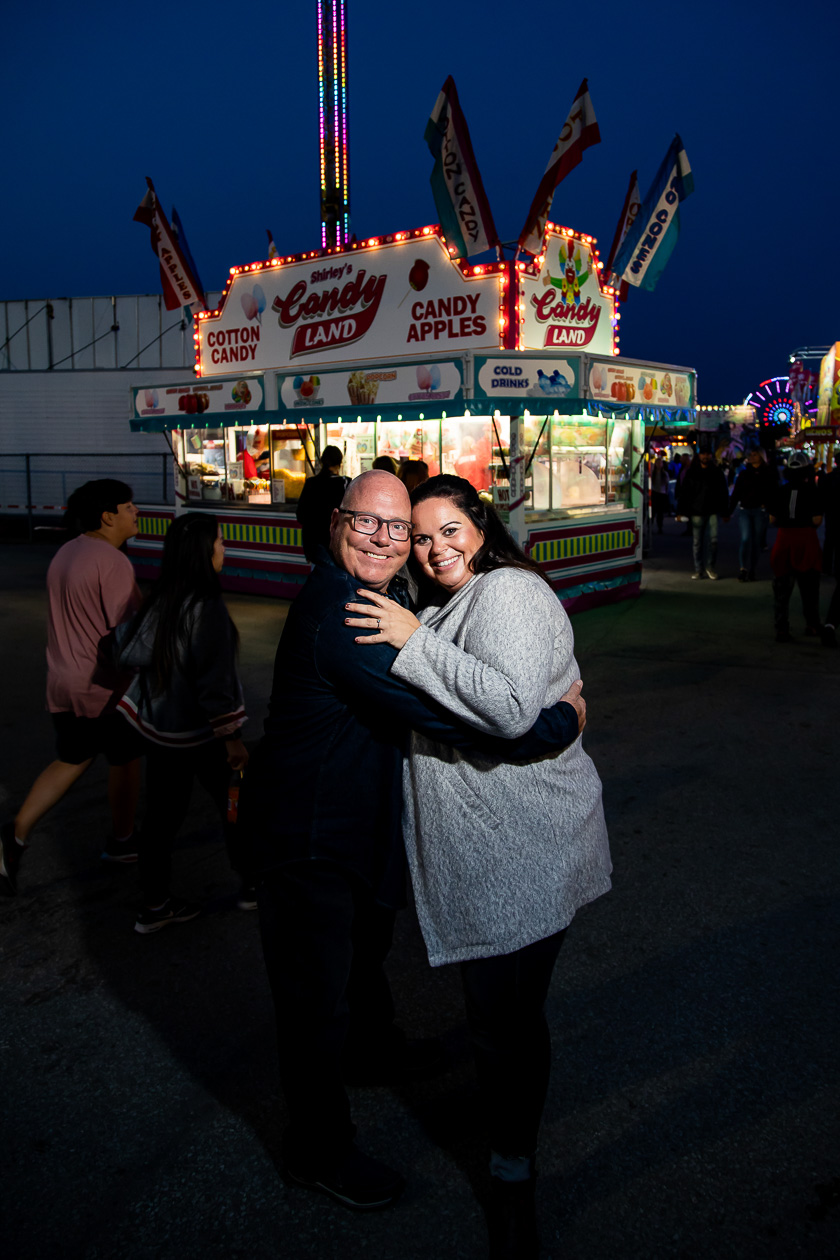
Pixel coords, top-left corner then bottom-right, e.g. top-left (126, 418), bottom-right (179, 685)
top-left (460, 928), bottom-right (567, 1158)
top-left (139, 739), bottom-right (247, 905)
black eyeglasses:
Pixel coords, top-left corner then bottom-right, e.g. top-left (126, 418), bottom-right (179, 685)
top-left (337, 508), bottom-right (411, 542)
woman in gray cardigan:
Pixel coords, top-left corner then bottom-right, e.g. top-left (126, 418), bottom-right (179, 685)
top-left (346, 474), bottom-right (611, 1256)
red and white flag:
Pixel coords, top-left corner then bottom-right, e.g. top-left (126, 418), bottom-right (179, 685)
top-left (133, 178), bottom-right (207, 312)
top-left (603, 170), bottom-right (641, 302)
top-left (517, 79), bottom-right (601, 256)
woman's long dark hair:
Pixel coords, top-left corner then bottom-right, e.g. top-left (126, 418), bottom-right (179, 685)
top-left (126, 512), bottom-right (237, 692)
top-left (410, 474), bottom-right (551, 589)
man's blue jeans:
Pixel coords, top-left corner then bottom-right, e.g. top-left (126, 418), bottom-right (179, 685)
top-left (738, 506), bottom-right (766, 574)
top-left (691, 514), bottom-right (718, 573)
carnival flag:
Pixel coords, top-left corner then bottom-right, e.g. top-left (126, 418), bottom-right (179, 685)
top-left (171, 206), bottom-right (206, 307)
top-left (610, 136), bottom-right (695, 293)
top-left (517, 79), bottom-right (601, 257)
top-left (266, 229), bottom-right (279, 260)
top-left (603, 171), bottom-right (641, 303)
top-left (133, 178), bottom-right (207, 312)
top-left (425, 76), bottom-right (499, 259)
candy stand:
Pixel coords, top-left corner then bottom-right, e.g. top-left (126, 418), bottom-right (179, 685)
top-left (128, 222), bottom-right (696, 611)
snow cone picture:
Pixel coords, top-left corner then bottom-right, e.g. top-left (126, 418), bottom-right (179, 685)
top-left (293, 375), bottom-right (320, 402)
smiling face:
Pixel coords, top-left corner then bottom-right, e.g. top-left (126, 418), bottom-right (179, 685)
top-left (329, 470), bottom-right (411, 591)
top-left (411, 496), bottom-right (485, 595)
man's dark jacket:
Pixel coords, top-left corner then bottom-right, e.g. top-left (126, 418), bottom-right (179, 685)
top-left (240, 550), bottom-right (577, 905)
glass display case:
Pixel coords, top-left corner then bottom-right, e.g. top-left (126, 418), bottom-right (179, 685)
top-left (521, 415), bottom-right (633, 514)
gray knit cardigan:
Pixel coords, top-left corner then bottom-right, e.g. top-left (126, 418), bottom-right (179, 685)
top-left (391, 566), bottom-right (612, 966)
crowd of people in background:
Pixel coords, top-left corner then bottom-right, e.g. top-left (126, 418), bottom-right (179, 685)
top-left (650, 444), bottom-right (840, 646)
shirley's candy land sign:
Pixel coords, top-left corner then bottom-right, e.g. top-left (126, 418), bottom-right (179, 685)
top-left (196, 233), bottom-right (502, 377)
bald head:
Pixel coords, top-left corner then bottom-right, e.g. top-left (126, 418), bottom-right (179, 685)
top-left (330, 470), bottom-right (412, 591)
top-left (341, 469), bottom-right (411, 515)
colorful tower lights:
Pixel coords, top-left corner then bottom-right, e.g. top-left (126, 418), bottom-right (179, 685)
top-left (318, 0), bottom-right (351, 250)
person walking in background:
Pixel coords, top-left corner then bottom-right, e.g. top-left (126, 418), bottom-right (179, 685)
top-left (768, 451), bottom-right (823, 643)
top-left (729, 447), bottom-right (775, 582)
top-left (114, 513), bottom-right (251, 933)
top-left (1, 480), bottom-right (143, 898)
top-left (677, 450), bottom-right (730, 580)
top-left (675, 453), bottom-right (693, 535)
top-left (650, 452), bottom-right (670, 534)
top-left (296, 445), bottom-right (349, 562)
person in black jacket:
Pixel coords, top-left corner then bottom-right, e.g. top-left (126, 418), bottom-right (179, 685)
top-left (677, 451), bottom-right (730, 579)
top-left (295, 444), bottom-right (348, 561)
top-left (768, 452), bottom-right (823, 642)
top-left (115, 513), bottom-right (252, 932)
top-left (728, 448), bottom-right (776, 581)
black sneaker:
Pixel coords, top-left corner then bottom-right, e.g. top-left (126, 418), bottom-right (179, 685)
top-left (236, 886), bottom-right (258, 911)
top-left (134, 898), bottom-right (201, 935)
top-left (284, 1144), bottom-right (405, 1211)
top-left (0, 822), bottom-right (25, 897)
top-left (101, 835), bottom-right (139, 864)
top-left (738, 569), bottom-right (747, 583)
top-left (821, 626), bottom-right (838, 649)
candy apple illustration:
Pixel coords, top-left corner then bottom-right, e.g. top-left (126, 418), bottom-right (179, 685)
top-left (399, 259), bottom-right (431, 308)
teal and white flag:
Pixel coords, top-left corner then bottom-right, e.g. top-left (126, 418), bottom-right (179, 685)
top-left (425, 76), bottom-right (499, 260)
top-left (611, 135), bottom-right (694, 292)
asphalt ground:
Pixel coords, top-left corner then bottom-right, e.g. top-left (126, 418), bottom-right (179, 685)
top-left (1, 519), bottom-right (839, 1260)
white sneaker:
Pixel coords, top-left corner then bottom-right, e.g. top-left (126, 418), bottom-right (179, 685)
top-left (691, 571), bottom-right (704, 580)
top-left (705, 568), bottom-right (719, 580)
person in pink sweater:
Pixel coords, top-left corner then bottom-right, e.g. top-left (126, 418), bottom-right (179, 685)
top-left (1, 480), bottom-right (143, 896)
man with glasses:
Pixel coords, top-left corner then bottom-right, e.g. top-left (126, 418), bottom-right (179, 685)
top-left (241, 470), bottom-right (584, 1212)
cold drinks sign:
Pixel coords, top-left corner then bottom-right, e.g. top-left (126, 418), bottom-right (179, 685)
top-left (196, 232), bottom-right (503, 377)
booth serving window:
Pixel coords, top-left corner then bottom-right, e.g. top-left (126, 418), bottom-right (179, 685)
top-left (522, 415), bottom-right (633, 514)
top-left (176, 425), bottom-right (315, 508)
top-left (173, 413), bottom-right (631, 516)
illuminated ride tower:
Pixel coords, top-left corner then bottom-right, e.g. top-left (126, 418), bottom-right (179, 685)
top-left (318, 0), bottom-right (351, 249)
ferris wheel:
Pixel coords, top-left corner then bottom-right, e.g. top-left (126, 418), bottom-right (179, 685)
top-left (743, 376), bottom-right (816, 427)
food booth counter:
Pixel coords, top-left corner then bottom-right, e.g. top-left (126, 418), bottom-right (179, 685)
top-left (128, 224), bottom-right (696, 611)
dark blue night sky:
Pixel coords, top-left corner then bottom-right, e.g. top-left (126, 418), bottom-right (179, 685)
top-left (4, 0), bottom-right (837, 400)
